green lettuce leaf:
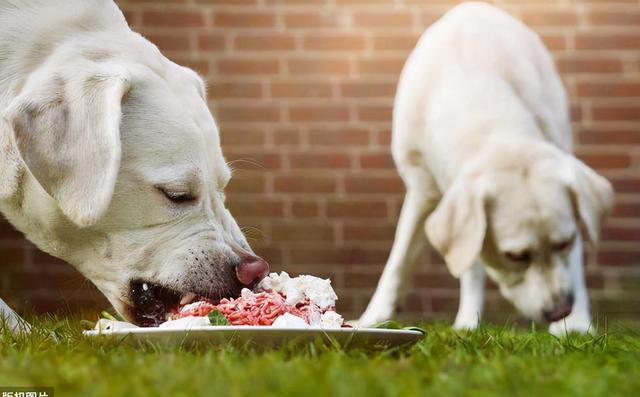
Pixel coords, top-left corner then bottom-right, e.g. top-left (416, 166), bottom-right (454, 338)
top-left (208, 310), bottom-right (230, 326)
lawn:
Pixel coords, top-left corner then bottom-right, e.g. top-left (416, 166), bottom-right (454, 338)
top-left (1, 317), bottom-right (639, 397)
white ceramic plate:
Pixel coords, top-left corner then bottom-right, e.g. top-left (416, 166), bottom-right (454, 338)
top-left (83, 326), bottom-right (424, 349)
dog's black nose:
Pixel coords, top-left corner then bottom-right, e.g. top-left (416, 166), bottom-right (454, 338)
top-left (235, 256), bottom-right (269, 287)
top-left (543, 293), bottom-right (574, 322)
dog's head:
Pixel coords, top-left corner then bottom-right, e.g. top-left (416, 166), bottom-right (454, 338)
top-left (1, 37), bottom-right (268, 325)
top-left (426, 140), bottom-right (613, 322)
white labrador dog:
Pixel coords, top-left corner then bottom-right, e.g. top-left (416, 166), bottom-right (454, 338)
top-left (359, 2), bottom-right (613, 335)
top-left (0, 0), bottom-right (269, 331)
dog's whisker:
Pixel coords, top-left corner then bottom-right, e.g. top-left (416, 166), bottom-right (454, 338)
top-left (226, 158), bottom-right (266, 170)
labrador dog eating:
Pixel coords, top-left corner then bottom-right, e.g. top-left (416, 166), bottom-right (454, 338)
top-left (359, 2), bottom-right (613, 335)
top-left (0, 0), bottom-right (269, 330)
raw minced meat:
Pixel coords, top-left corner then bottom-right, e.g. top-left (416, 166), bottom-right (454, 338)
top-left (167, 272), bottom-right (344, 328)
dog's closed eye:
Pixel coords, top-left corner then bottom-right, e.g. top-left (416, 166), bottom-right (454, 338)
top-left (157, 187), bottom-right (197, 204)
top-left (551, 236), bottom-right (575, 252)
top-left (504, 250), bottom-right (532, 263)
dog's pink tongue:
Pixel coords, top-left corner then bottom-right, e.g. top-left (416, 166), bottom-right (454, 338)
top-left (235, 256), bottom-right (270, 286)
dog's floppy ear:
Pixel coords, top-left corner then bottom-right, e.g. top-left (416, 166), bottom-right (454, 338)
top-left (426, 175), bottom-right (489, 278)
top-left (561, 156), bottom-right (614, 243)
top-left (4, 61), bottom-right (130, 227)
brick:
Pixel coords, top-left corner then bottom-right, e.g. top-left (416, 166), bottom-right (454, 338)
top-left (521, 10), bottom-right (578, 27)
top-left (265, 0), bottom-right (325, 4)
top-left (274, 176), bottom-right (336, 193)
top-left (227, 199), bottom-right (284, 218)
top-left (576, 33), bottom-right (640, 51)
top-left (327, 200), bottom-right (388, 218)
top-left (288, 58), bottom-right (351, 75)
top-left (352, 11), bottom-right (414, 28)
top-left (197, 33), bottom-right (226, 51)
top-left (208, 82), bottom-right (263, 99)
top-left (121, 0), bottom-right (187, 3)
top-left (358, 105), bottom-right (392, 122)
top-left (539, 33), bottom-right (566, 51)
top-left (271, 224), bottom-right (334, 242)
top-left (235, 34), bottom-right (296, 51)
top-left (303, 34), bottom-right (366, 51)
top-left (218, 58), bottom-right (280, 75)
top-left (227, 175), bottom-right (267, 193)
top-left (289, 105), bottom-right (350, 122)
top-left (284, 12), bottom-right (343, 29)
top-left (612, 203), bottom-right (640, 218)
top-left (289, 153), bottom-right (351, 168)
top-left (225, 150), bottom-right (282, 169)
top-left (556, 57), bottom-right (623, 74)
top-left (371, 34), bottom-right (419, 51)
top-left (610, 178), bottom-right (640, 193)
top-left (143, 33), bottom-right (190, 52)
top-left (343, 224), bottom-right (395, 241)
top-left (340, 82), bottom-right (396, 98)
top-left (253, 246), bottom-right (283, 265)
top-left (360, 152), bottom-right (395, 169)
top-left (568, 104), bottom-right (582, 123)
top-left (577, 153), bottom-right (631, 169)
top-left (413, 273), bottom-right (459, 289)
top-left (577, 81), bottom-right (640, 98)
top-left (220, 129), bottom-right (266, 146)
top-left (344, 272), bottom-right (383, 288)
top-left (292, 201), bottom-right (320, 217)
top-left (213, 12), bottom-right (276, 28)
top-left (587, 10), bottom-right (640, 26)
top-left (173, 58), bottom-right (210, 75)
top-left (579, 129), bottom-right (640, 145)
top-left (290, 247), bottom-right (389, 265)
top-left (585, 272), bottom-right (605, 289)
top-left (273, 128), bottom-right (301, 145)
top-left (196, 0), bottom-right (256, 4)
top-left (591, 105), bottom-right (640, 122)
top-left (271, 82), bottom-right (333, 98)
top-left (598, 250), bottom-right (640, 267)
top-left (336, 0), bottom-right (399, 4)
top-left (602, 226), bottom-right (640, 242)
top-left (308, 128), bottom-right (370, 146)
top-left (141, 10), bottom-right (205, 27)
top-left (214, 105), bottom-right (280, 123)
top-left (344, 176), bottom-right (404, 194)
top-left (357, 57), bottom-right (405, 75)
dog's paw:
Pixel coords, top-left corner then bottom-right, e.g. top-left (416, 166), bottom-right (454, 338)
top-left (453, 316), bottom-right (480, 332)
top-left (549, 317), bottom-right (594, 336)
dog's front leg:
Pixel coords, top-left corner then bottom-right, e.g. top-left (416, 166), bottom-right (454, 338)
top-left (359, 189), bottom-right (435, 326)
top-left (0, 297), bottom-right (30, 333)
top-left (453, 263), bottom-right (486, 330)
top-left (549, 233), bottom-right (593, 335)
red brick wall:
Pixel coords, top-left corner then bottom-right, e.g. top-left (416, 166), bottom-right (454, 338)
top-left (1, 0), bottom-right (639, 322)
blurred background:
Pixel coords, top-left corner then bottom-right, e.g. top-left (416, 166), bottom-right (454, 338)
top-left (1, 0), bottom-right (638, 324)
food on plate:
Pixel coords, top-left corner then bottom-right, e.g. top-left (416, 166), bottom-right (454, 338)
top-left (95, 272), bottom-right (346, 331)
top-left (168, 272), bottom-right (343, 327)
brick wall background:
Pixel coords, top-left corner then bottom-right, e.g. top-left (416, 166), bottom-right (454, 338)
top-left (1, 0), bottom-right (639, 323)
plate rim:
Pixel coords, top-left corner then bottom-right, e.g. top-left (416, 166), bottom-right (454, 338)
top-left (83, 326), bottom-right (425, 337)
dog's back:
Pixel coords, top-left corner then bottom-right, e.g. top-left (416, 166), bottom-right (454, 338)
top-left (392, 2), bottom-right (571, 187)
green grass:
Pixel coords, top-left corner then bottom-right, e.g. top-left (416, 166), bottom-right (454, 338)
top-left (1, 317), bottom-right (639, 397)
